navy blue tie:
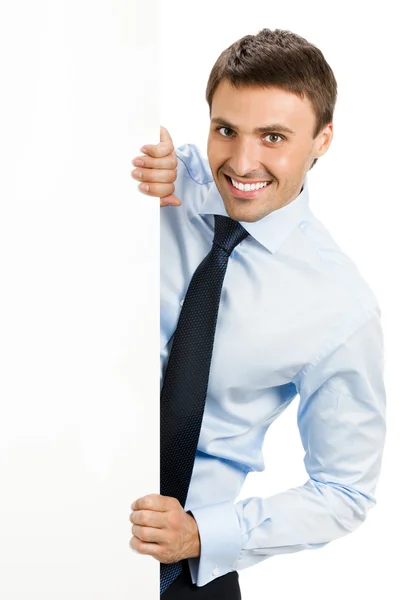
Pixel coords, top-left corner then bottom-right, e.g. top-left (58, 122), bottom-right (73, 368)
top-left (160, 214), bottom-right (249, 595)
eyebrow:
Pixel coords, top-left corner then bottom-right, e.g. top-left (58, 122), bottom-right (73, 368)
top-left (211, 117), bottom-right (295, 136)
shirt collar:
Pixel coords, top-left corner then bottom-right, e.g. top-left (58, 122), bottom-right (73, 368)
top-left (199, 177), bottom-right (312, 254)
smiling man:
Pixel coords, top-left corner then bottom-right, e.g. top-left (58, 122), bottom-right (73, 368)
top-left (130, 28), bottom-right (386, 600)
top-left (208, 81), bottom-right (332, 223)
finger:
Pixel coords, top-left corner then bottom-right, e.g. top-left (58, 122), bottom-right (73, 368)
top-left (130, 536), bottom-right (160, 557)
top-left (139, 184), bottom-right (182, 206)
top-left (137, 182), bottom-right (177, 199)
top-left (132, 154), bottom-right (178, 170)
top-left (132, 524), bottom-right (165, 543)
top-left (134, 493), bottom-right (172, 512)
top-left (131, 167), bottom-right (177, 184)
top-left (160, 195), bottom-right (182, 207)
top-left (129, 509), bottom-right (165, 527)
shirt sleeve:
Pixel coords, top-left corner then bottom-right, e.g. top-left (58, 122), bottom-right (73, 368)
top-left (188, 308), bottom-right (387, 587)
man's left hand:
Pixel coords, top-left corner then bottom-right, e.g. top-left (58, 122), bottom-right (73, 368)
top-left (129, 494), bottom-right (200, 563)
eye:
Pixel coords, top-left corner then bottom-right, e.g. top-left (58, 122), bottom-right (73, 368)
top-left (263, 133), bottom-right (283, 144)
top-left (215, 127), bottom-right (284, 143)
top-left (216, 126), bottom-right (234, 137)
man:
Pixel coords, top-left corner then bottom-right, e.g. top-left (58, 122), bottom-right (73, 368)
top-left (129, 28), bottom-right (386, 599)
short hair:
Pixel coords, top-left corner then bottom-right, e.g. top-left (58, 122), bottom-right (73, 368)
top-left (206, 28), bottom-right (338, 168)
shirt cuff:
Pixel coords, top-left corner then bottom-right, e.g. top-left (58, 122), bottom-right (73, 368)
top-left (186, 501), bottom-right (243, 587)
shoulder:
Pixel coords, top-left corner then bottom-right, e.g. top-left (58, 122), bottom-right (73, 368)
top-left (175, 144), bottom-right (214, 185)
top-left (298, 212), bottom-right (381, 316)
top-left (161, 143), bottom-right (214, 229)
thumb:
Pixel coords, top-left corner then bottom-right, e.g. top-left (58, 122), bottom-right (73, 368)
top-left (160, 125), bottom-right (173, 145)
top-left (142, 126), bottom-right (174, 158)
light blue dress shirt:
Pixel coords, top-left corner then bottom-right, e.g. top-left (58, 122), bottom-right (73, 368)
top-left (160, 143), bottom-right (386, 588)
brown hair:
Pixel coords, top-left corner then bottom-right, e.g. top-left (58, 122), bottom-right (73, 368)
top-left (205, 28), bottom-right (337, 169)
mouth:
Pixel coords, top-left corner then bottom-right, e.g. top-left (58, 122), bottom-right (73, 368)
top-left (223, 174), bottom-right (273, 199)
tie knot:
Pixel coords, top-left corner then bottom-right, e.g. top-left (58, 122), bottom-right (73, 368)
top-left (213, 215), bottom-right (249, 256)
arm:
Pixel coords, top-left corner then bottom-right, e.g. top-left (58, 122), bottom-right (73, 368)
top-left (188, 308), bottom-right (386, 586)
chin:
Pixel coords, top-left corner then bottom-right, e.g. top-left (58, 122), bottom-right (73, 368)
top-left (224, 202), bottom-right (266, 223)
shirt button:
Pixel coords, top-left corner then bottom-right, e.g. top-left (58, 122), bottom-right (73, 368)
top-left (212, 566), bottom-right (219, 577)
top-left (180, 298), bottom-right (184, 306)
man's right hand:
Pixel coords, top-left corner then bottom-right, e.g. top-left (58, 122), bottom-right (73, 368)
top-left (131, 126), bottom-right (181, 207)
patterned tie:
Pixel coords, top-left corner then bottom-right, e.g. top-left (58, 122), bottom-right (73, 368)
top-left (160, 214), bottom-right (249, 595)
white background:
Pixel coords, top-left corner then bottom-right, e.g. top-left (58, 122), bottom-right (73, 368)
top-left (0, 1), bottom-right (160, 598)
top-left (0, 0), bottom-right (409, 598)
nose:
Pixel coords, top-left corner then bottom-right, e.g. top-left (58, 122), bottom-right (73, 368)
top-left (228, 138), bottom-right (261, 178)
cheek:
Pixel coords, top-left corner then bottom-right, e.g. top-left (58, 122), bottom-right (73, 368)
top-left (275, 155), bottom-right (290, 170)
top-left (207, 141), bottom-right (222, 167)
top-left (271, 148), bottom-right (304, 175)
top-left (268, 153), bottom-right (291, 176)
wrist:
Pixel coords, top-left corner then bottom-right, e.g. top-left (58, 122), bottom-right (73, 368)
top-left (186, 511), bottom-right (201, 558)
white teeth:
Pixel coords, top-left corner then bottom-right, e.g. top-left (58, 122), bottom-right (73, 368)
top-left (230, 177), bottom-right (269, 191)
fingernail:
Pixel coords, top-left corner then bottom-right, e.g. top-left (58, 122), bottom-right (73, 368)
top-left (140, 146), bottom-right (148, 153)
top-left (139, 183), bottom-right (149, 192)
top-left (134, 159), bottom-right (144, 167)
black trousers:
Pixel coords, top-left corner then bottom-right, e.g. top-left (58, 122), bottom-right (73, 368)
top-left (162, 559), bottom-right (241, 599)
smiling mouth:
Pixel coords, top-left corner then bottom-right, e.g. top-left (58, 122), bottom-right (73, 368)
top-left (223, 174), bottom-right (273, 198)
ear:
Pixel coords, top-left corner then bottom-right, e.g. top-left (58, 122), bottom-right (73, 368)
top-left (314, 123), bottom-right (333, 158)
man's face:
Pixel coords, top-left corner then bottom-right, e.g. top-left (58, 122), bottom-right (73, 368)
top-left (207, 80), bottom-right (333, 223)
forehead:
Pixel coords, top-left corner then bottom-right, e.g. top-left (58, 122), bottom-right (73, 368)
top-left (211, 80), bottom-right (316, 133)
